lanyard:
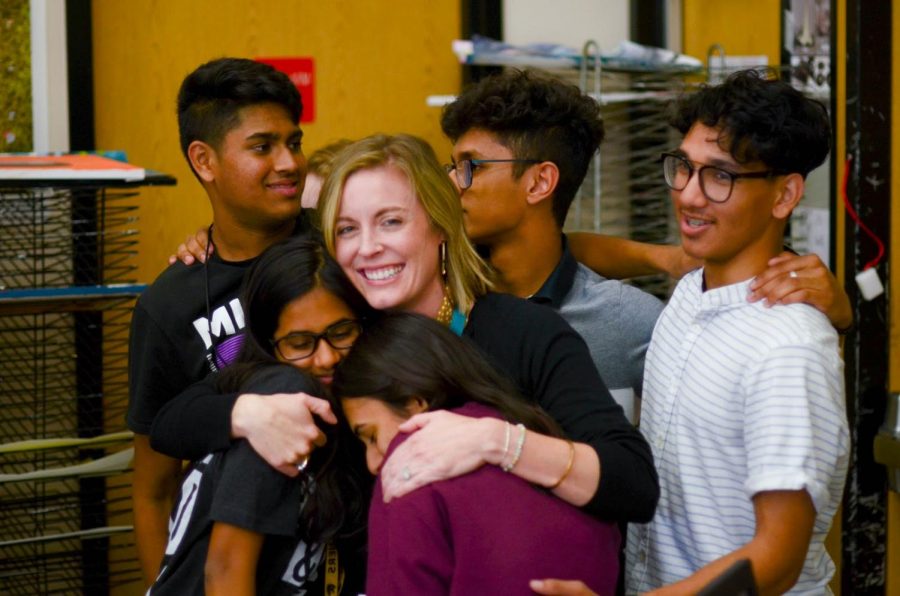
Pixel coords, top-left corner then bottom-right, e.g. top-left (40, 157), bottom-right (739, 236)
top-left (324, 543), bottom-right (343, 594)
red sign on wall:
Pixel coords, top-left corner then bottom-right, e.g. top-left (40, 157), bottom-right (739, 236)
top-left (255, 57), bottom-right (315, 123)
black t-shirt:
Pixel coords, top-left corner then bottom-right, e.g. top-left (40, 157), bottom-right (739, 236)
top-left (127, 212), bottom-right (315, 435)
top-left (150, 366), bottom-right (365, 595)
top-left (127, 253), bottom-right (251, 435)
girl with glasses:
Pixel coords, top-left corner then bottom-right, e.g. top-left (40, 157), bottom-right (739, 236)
top-left (149, 236), bottom-right (374, 595)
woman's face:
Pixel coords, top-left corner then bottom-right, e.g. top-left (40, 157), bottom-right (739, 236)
top-left (271, 286), bottom-right (359, 385)
top-left (333, 165), bottom-right (445, 316)
top-left (341, 396), bottom-right (426, 474)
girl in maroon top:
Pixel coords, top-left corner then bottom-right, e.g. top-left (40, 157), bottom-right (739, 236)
top-left (333, 312), bottom-right (620, 596)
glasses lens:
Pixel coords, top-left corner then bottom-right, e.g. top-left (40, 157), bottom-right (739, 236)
top-left (663, 155), bottom-right (691, 190)
top-left (325, 320), bottom-right (362, 350)
top-left (277, 333), bottom-right (317, 360)
top-left (699, 167), bottom-right (734, 202)
top-left (459, 159), bottom-right (474, 189)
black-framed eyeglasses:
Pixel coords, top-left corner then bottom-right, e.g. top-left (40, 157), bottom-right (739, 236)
top-left (271, 319), bottom-right (362, 361)
top-left (444, 158), bottom-right (541, 190)
top-left (660, 152), bottom-right (779, 203)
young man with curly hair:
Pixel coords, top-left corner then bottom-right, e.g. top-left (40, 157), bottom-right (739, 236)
top-left (626, 70), bottom-right (849, 594)
top-left (441, 69), bottom-right (663, 423)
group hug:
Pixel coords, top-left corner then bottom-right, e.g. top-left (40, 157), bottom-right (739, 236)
top-left (127, 57), bottom-right (850, 595)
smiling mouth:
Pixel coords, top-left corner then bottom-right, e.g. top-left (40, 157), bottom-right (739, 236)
top-left (680, 210), bottom-right (713, 226)
top-left (361, 265), bottom-right (403, 281)
top-left (267, 180), bottom-right (299, 195)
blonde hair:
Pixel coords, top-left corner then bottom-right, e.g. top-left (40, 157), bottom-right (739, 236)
top-left (307, 138), bottom-right (354, 179)
top-left (318, 134), bottom-right (492, 313)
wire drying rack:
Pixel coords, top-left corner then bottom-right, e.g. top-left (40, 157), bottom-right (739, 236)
top-left (0, 172), bottom-right (173, 595)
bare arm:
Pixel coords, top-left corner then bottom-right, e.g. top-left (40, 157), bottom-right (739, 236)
top-left (568, 233), bottom-right (698, 280)
top-left (529, 490), bottom-right (816, 595)
top-left (749, 252), bottom-right (853, 331)
top-left (205, 522), bottom-right (265, 596)
top-left (571, 235), bottom-right (853, 331)
top-left (132, 434), bottom-right (182, 586)
top-left (649, 490), bottom-right (816, 596)
top-left (380, 412), bottom-right (600, 507)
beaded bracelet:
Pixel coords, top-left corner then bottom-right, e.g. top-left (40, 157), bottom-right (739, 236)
top-left (502, 423), bottom-right (526, 472)
top-left (501, 421), bottom-right (511, 462)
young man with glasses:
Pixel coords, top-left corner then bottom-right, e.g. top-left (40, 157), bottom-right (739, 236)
top-left (441, 69), bottom-right (664, 423)
top-left (625, 70), bottom-right (849, 594)
top-left (439, 69), bottom-right (850, 427)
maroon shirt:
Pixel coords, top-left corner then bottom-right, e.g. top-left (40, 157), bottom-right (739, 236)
top-left (365, 403), bottom-right (620, 595)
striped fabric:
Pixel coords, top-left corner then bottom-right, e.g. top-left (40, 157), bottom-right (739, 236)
top-left (626, 270), bottom-right (849, 595)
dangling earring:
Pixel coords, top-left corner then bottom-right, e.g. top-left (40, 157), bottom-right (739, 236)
top-left (440, 241), bottom-right (448, 282)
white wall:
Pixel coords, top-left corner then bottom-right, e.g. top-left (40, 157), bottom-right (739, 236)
top-left (503, 0), bottom-right (630, 51)
top-left (30, 0), bottom-right (69, 153)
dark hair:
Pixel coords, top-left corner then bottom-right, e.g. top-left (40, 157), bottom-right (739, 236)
top-left (177, 57), bottom-right (302, 175)
top-left (217, 235), bottom-right (375, 545)
top-left (441, 69), bottom-right (605, 227)
top-left (332, 312), bottom-right (561, 438)
top-left (670, 69), bottom-right (830, 177)
top-left (218, 235), bottom-right (373, 393)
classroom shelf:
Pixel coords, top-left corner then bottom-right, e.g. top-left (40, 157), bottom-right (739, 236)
top-left (0, 167), bottom-right (174, 595)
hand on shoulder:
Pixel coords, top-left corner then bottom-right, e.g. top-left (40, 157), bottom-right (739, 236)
top-left (748, 251), bottom-right (852, 331)
top-left (167, 225), bottom-right (212, 266)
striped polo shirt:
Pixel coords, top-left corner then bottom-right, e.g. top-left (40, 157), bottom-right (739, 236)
top-left (626, 270), bottom-right (849, 595)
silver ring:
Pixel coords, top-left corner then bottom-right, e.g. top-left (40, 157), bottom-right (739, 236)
top-left (401, 466), bottom-right (412, 481)
top-left (296, 458), bottom-right (309, 472)
top-left (789, 270), bottom-right (799, 279)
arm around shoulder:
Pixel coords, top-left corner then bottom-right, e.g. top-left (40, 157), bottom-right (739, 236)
top-left (568, 233), bottom-right (697, 279)
top-left (149, 374), bottom-right (239, 459)
top-left (520, 302), bottom-right (659, 522)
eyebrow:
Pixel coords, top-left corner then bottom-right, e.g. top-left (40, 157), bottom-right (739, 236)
top-left (279, 317), bottom-right (354, 336)
top-left (337, 206), bottom-right (408, 221)
top-left (245, 129), bottom-right (304, 142)
top-left (452, 149), bottom-right (480, 161)
top-left (673, 148), bottom-right (741, 171)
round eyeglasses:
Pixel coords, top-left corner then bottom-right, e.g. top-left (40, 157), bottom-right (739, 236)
top-left (444, 158), bottom-right (541, 190)
top-left (271, 319), bottom-right (362, 361)
top-left (660, 152), bottom-right (778, 203)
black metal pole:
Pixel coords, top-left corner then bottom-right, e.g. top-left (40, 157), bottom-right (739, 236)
top-left (841, 0), bottom-right (892, 592)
